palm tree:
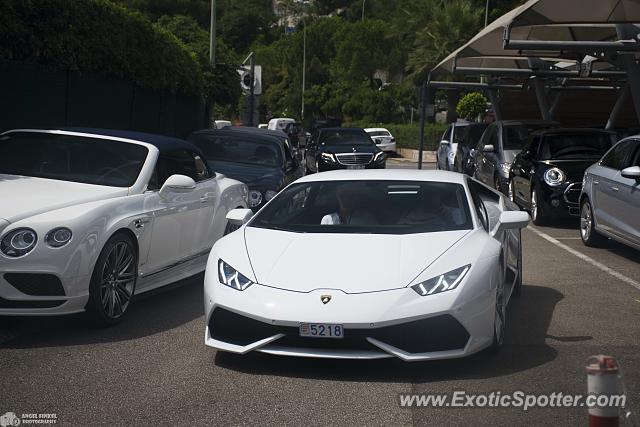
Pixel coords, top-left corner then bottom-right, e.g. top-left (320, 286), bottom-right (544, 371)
top-left (407, 0), bottom-right (482, 81)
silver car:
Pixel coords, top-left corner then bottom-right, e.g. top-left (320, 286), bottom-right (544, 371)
top-left (580, 137), bottom-right (640, 250)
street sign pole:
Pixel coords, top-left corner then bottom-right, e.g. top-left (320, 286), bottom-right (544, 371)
top-left (249, 53), bottom-right (255, 127)
top-left (418, 80), bottom-right (426, 170)
top-left (209, 0), bottom-right (216, 67)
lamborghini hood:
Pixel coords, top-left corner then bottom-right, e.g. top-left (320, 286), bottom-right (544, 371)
top-left (243, 227), bottom-right (471, 293)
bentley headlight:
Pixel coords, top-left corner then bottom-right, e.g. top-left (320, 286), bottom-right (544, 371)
top-left (321, 153), bottom-right (336, 163)
top-left (248, 190), bottom-right (263, 208)
top-left (374, 151), bottom-right (386, 162)
top-left (411, 265), bottom-right (471, 296)
top-left (45, 227), bottom-right (73, 248)
top-left (218, 259), bottom-right (254, 291)
top-left (1, 228), bottom-right (38, 257)
top-left (544, 168), bottom-right (566, 187)
top-left (265, 190), bottom-right (278, 201)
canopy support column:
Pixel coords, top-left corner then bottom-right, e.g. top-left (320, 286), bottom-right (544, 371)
top-left (616, 24), bottom-right (640, 124)
top-left (606, 83), bottom-right (630, 130)
top-left (532, 77), bottom-right (552, 121)
top-left (486, 88), bottom-right (502, 121)
top-left (446, 90), bottom-right (460, 123)
top-left (549, 91), bottom-right (563, 117)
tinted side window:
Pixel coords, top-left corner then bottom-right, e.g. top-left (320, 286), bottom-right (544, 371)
top-left (442, 126), bottom-right (452, 142)
top-left (600, 140), bottom-right (635, 170)
top-left (193, 153), bottom-right (210, 182)
top-left (478, 125), bottom-right (495, 150)
top-left (632, 142), bottom-right (640, 166)
top-left (157, 150), bottom-right (199, 184)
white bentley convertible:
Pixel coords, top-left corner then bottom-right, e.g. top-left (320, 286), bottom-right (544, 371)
top-left (204, 170), bottom-right (529, 361)
top-left (0, 129), bottom-right (247, 325)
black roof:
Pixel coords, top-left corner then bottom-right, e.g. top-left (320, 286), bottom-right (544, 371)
top-left (189, 127), bottom-right (286, 145)
top-left (531, 127), bottom-right (617, 136)
top-left (56, 127), bottom-right (202, 154)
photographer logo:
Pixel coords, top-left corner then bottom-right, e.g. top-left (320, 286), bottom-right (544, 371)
top-left (0, 412), bottom-right (20, 427)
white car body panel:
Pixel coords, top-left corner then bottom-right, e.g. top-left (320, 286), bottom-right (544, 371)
top-left (0, 129), bottom-right (248, 316)
top-left (204, 170), bottom-right (525, 361)
top-left (244, 227), bottom-right (470, 293)
top-left (364, 128), bottom-right (397, 153)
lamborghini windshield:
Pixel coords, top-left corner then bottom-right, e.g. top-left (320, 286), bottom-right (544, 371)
top-left (250, 180), bottom-right (473, 234)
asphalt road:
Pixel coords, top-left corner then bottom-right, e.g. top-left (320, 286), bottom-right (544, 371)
top-left (1, 161), bottom-right (639, 426)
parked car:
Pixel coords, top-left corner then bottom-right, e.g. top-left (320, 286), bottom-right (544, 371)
top-left (0, 128), bottom-right (247, 325)
top-left (473, 120), bottom-right (558, 193)
top-left (454, 123), bottom-right (489, 175)
top-left (436, 122), bottom-right (469, 171)
top-left (268, 117), bottom-right (295, 132)
top-left (189, 127), bottom-right (303, 211)
top-left (284, 121), bottom-right (307, 149)
top-left (213, 120), bottom-right (232, 129)
top-left (305, 128), bottom-right (386, 173)
top-left (204, 170), bottom-right (529, 360)
top-left (580, 136), bottom-right (640, 249)
top-left (364, 128), bottom-right (397, 153)
top-left (509, 128), bottom-right (616, 225)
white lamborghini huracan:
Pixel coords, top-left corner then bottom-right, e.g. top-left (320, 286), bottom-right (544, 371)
top-left (204, 170), bottom-right (529, 361)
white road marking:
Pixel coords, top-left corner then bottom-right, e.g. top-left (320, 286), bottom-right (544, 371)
top-left (554, 237), bottom-right (582, 240)
top-left (527, 226), bottom-right (640, 292)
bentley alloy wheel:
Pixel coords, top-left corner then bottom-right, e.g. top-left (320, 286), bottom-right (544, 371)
top-left (87, 233), bottom-right (137, 326)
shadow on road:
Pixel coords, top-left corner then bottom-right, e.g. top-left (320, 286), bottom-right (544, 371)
top-left (0, 273), bottom-right (204, 348)
top-left (214, 284), bottom-right (565, 383)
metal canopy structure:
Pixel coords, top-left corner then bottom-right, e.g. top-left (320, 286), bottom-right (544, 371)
top-left (427, 0), bottom-right (640, 128)
top-left (508, 0), bottom-right (640, 27)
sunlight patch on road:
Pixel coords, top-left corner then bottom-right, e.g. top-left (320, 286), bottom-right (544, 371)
top-left (527, 226), bottom-right (640, 292)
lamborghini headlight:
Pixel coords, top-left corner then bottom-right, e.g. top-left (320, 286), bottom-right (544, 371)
top-left (218, 259), bottom-right (254, 291)
top-left (411, 265), bottom-right (471, 296)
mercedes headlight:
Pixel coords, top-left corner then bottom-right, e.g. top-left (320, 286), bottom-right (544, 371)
top-left (374, 151), bottom-right (386, 162)
top-left (218, 259), bottom-right (254, 291)
top-left (543, 168), bottom-right (566, 187)
top-left (248, 190), bottom-right (263, 208)
top-left (411, 265), bottom-right (471, 296)
top-left (321, 153), bottom-right (336, 163)
top-left (45, 227), bottom-right (73, 248)
top-left (1, 228), bottom-right (38, 257)
top-left (265, 190), bottom-right (278, 201)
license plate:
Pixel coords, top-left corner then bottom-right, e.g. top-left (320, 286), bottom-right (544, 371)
top-left (299, 323), bottom-right (344, 339)
top-left (347, 165), bottom-right (365, 170)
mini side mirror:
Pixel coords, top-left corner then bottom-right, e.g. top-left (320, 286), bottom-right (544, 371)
top-left (159, 174), bottom-right (196, 198)
top-left (483, 144), bottom-right (495, 153)
top-left (226, 208), bottom-right (254, 226)
top-left (621, 166), bottom-right (640, 180)
top-left (440, 140), bottom-right (450, 145)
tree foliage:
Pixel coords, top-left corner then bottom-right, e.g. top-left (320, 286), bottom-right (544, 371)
top-left (456, 92), bottom-right (488, 120)
top-left (0, 0), bottom-right (203, 95)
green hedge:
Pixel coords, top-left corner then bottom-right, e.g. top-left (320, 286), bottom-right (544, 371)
top-left (0, 0), bottom-right (202, 95)
top-left (347, 121), bottom-right (447, 151)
